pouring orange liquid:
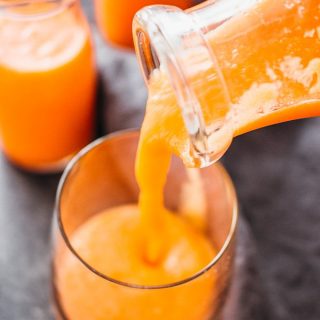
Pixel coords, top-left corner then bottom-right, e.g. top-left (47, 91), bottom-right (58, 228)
top-left (57, 73), bottom-right (217, 319)
top-left (57, 205), bottom-right (216, 320)
top-left (137, 0), bottom-right (320, 259)
top-left (57, 0), bottom-right (320, 319)
top-left (0, 2), bottom-right (96, 171)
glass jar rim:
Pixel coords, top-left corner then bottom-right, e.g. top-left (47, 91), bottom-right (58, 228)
top-left (54, 129), bottom-right (239, 290)
top-left (133, 5), bottom-right (233, 167)
top-left (0, 0), bottom-right (76, 20)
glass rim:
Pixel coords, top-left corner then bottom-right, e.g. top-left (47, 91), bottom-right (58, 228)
top-left (54, 129), bottom-right (239, 290)
top-left (0, 0), bottom-right (76, 20)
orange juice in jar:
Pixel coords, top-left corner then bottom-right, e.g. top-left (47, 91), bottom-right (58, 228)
top-left (0, 0), bottom-right (96, 172)
top-left (94, 0), bottom-right (192, 48)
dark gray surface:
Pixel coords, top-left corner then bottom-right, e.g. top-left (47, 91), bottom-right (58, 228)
top-left (0, 157), bottom-right (59, 320)
top-left (223, 119), bottom-right (320, 320)
top-left (2, 1), bottom-right (320, 320)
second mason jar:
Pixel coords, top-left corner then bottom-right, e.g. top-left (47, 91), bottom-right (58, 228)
top-left (0, 0), bottom-right (96, 172)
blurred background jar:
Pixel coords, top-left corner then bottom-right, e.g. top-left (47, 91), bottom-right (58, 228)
top-left (0, 0), bottom-right (96, 172)
top-left (94, 0), bottom-right (192, 49)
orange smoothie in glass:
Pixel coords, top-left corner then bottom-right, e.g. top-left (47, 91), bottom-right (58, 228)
top-left (55, 74), bottom-right (218, 318)
top-left (57, 205), bottom-right (216, 320)
top-left (0, 1), bottom-right (96, 171)
top-left (57, 0), bottom-right (320, 319)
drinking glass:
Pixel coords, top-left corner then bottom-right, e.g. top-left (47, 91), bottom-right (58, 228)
top-left (0, 0), bottom-right (96, 172)
top-left (51, 130), bottom-right (238, 320)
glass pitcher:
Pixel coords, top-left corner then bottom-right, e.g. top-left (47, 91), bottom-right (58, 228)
top-left (133, 0), bottom-right (320, 166)
top-left (0, 0), bottom-right (96, 172)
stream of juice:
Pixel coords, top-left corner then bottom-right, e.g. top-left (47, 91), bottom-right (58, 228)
top-left (57, 0), bottom-right (320, 319)
top-left (137, 0), bottom-right (320, 259)
top-left (0, 5), bottom-right (96, 170)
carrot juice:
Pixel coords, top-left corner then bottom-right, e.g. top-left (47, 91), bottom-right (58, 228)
top-left (57, 205), bottom-right (217, 320)
top-left (94, 0), bottom-right (191, 48)
top-left (135, 0), bottom-right (320, 258)
top-left (55, 0), bottom-right (320, 319)
top-left (53, 130), bottom-right (236, 320)
top-left (133, 0), bottom-right (320, 166)
top-left (0, 0), bottom-right (96, 171)
top-left (208, 0), bottom-right (320, 136)
top-left (54, 74), bottom-right (225, 318)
